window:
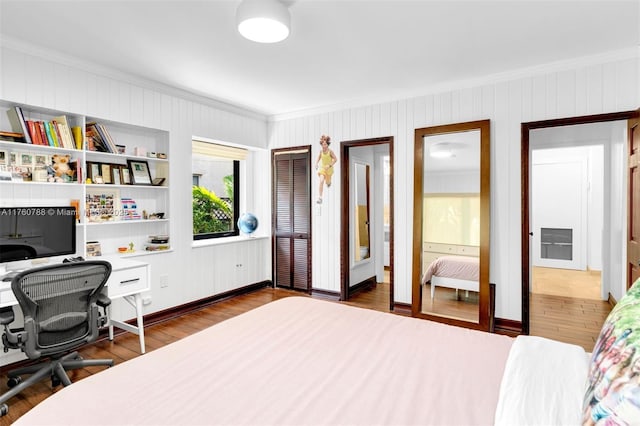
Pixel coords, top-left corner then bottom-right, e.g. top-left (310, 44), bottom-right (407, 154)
top-left (423, 194), bottom-right (480, 246)
top-left (192, 141), bottom-right (246, 240)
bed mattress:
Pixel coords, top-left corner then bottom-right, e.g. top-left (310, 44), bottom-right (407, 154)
top-left (422, 255), bottom-right (479, 284)
top-left (15, 296), bottom-right (514, 426)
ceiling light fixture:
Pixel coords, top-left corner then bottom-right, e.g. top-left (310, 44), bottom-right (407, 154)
top-left (429, 142), bottom-right (455, 158)
top-left (236, 0), bottom-right (291, 44)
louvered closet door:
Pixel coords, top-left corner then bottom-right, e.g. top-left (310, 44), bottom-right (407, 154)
top-left (273, 150), bottom-right (311, 291)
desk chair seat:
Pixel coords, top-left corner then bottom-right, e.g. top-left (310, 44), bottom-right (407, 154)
top-left (0, 261), bottom-right (114, 417)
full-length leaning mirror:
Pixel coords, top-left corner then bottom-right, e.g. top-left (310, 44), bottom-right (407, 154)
top-left (354, 162), bottom-right (371, 263)
top-left (412, 120), bottom-right (491, 331)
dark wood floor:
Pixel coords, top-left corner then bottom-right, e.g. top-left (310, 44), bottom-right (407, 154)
top-left (0, 288), bottom-right (300, 425)
top-left (0, 283), bottom-right (611, 424)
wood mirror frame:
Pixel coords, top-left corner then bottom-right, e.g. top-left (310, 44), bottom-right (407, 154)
top-left (411, 119), bottom-right (491, 331)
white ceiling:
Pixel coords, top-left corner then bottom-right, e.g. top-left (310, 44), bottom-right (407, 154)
top-left (0, 0), bottom-right (638, 117)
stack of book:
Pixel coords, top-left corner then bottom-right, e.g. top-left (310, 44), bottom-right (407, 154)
top-left (7, 106), bottom-right (80, 149)
top-left (145, 234), bottom-right (170, 251)
top-left (86, 122), bottom-right (118, 153)
top-left (121, 198), bottom-right (141, 220)
top-left (0, 131), bottom-right (25, 143)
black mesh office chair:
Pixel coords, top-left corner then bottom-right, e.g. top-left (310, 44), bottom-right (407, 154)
top-left (0, 260), bottom-right (114, 416)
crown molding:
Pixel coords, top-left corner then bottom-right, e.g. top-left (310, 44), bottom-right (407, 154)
top-left (0, 35), bottom-right (268, 123)
top-left (269, 46), bottom-right (640, 122)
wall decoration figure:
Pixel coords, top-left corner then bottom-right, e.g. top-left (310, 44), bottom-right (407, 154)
top-left (315, 134), bottom-right (337, 204)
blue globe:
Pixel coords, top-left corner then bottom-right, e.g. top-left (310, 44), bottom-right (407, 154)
top-left (237, 213), bottom-right (258, 235)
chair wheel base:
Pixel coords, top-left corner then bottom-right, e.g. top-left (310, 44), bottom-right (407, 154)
top-left (7, 376), bottom-right (21, 388)
top-left (0, 403), bottom-right (8, 416)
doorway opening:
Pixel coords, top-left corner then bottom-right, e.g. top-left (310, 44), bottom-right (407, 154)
top-left (521, 111), bottom-right (637, 346)
top-left (530, 143), bottom-right (603, 301)
top-left (340, 137), bottom-right (394, 311)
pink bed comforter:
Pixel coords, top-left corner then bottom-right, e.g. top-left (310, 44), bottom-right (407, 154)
top-left (422, 255), bottom-right (479, 284)
top-left (16, 297), bottom-right (513, 426)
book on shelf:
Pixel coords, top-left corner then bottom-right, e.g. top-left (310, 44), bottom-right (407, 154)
top-left (85, 123), bottom-right (109, 152)
top-left (25, 121), bottom-right (42, 145)
top-left (86, 122), bottom-right (118, 153)
top-left (43, 121), bottom-right (56, 146)
top-left (69, 158), bottom-right (82, 183)
top-left (52, 115), bottom-right (76, 150)
top-left (0, 131), bottom-right (25, 143)
top-left (37, 121), bottom-right (48, 146)
top-left (4, 107), bottom-right (81, 149)
top-left (71, 126), bottom-right (83, 150)
top-left (6, 106), bottom-right (31, 144)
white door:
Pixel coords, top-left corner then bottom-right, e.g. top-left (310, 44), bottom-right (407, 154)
top-left (532, 157), bottom-right (587, 270)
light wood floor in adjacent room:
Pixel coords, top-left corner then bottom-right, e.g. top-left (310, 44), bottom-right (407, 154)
top-left (530, 266), bottom-right (611, 352)
top-left (532, 266), bottom-right (602, 300)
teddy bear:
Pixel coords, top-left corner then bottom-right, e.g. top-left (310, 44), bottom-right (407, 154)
top-left (50, 154), bottom-right (74, 182)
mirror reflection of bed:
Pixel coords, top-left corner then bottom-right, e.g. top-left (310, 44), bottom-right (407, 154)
top-left (420, 129), bottom-right (481, 323)
top-left (421, 249), bottom-right (480, 322)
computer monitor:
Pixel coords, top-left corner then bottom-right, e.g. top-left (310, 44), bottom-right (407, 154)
top-left (0, 207), bottom-right (77, 275)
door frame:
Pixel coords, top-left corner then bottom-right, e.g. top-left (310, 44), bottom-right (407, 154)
top-left (340, 136), bottom-right (394, 310)
top-left (521, 110), bottom-right (638, 334)
top-left (271, 145), bottom-right (312, 292)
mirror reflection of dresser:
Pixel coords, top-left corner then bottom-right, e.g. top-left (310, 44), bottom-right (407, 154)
top-left (422, 242), bottom-right (479, 271)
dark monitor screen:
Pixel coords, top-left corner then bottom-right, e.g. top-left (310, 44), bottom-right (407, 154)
top-left (0, 207), bottom-right (77, 263)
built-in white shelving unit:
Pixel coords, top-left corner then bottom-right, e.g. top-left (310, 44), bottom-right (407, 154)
top-left (0, 101), bottom-right (171, 259)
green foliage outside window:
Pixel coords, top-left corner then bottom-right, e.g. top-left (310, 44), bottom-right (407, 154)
top-left (192, 183), bottom-right (233, 234)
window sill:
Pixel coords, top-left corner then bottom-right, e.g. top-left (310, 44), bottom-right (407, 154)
top-left (192, 234), bottom-right (269, 248)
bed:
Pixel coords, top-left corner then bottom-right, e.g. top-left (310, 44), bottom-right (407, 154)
top-left (422, 255), bottom-right (479, 299)
top-left (13, 281), bottom-right (640, 425)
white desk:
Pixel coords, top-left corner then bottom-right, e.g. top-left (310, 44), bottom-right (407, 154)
top-left (0, 257), bottom-right (150, 354)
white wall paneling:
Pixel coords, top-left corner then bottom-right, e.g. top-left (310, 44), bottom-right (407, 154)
top-left (1, 42), bottom-right (638, 324)
top-left (0, 45), bottom-right (270, 323)
top-left (269, 50), bottom-right (639, 321)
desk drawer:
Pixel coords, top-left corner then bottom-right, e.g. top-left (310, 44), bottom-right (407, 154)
top-left (107, 266), bottom-right (148, 298)
top-left (0, 287), bottom-right (17, 307)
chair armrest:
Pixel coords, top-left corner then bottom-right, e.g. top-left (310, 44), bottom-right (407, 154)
top-left (0, 307), bottom-right (14, 326)
top-left (97, 294), bottom-right (111, 308)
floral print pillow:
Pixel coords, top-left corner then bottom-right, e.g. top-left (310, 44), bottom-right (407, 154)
top-left (582, 278), bottom-right (640, 425)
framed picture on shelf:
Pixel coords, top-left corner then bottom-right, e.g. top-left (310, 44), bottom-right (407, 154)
top-left (101, 163), bottom-right (112, 184)
top-left (87, 162), bottom-right (100, 182)
top-left (0, 166), bottom-right (11, 181)
top-left (0, 150), bottom-right (7, 165)
top-left (121, 167), bottom-right (131, 185)
top-left (17, 152), bottom-right (34, 167)
top-left (9, 152), bottom-right (16, 166)
top-left (34, 154), bottom-right (50, 167)
top-left (127, 160), bottom-right (152, 185)
top-left (111, 166), bottom-right (122, 185)
top-left (85, 187), bottom-right (121, 222)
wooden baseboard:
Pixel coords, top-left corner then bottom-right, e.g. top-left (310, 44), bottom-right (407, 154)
top-left (96, 281), bottom-right (270, 341)
top-left (348, 276), bottom-right (377, 298)
top-left (310, 288), bottom-right (340, 301)
top-left (494, 318), bottom-right (522, 337)
top-left (392, 302), bottom-right (412, 316)
top-left (608, 292), bottom-right (617, 308)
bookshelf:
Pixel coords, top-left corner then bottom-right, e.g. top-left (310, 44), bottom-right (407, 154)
top-left (0, 101), bottom-right (171, 259)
